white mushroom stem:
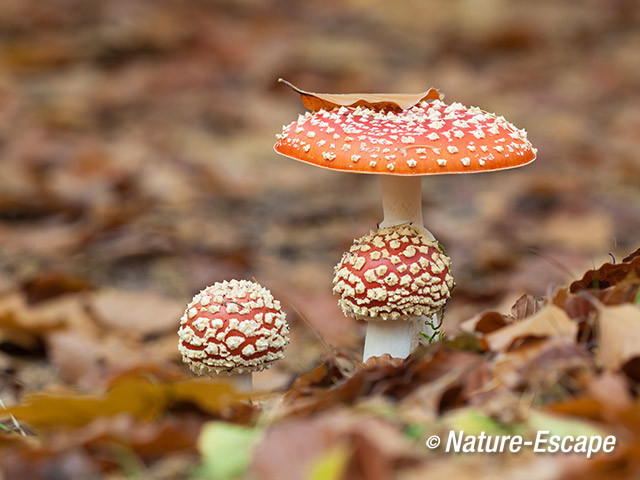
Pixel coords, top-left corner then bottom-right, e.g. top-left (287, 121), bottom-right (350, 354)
top-left (362, 176), bottom-right (439, 362)
top-left (379, 176), bottom-right (435, 240)
top-left (363, 319), bottom-right (419, 359)
top-left (230, 371), bottom-right (253, 392)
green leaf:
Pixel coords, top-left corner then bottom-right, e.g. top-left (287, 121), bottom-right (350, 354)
top-left (196, 422), bottom-right (262, 480)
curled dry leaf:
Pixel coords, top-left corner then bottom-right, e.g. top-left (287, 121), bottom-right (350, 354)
top-left (278, 78), bottom-right (441, 112)
top-left (484, 304), bottom-right (578, 353)
top-left (570, 255), bottom-right (640, 294)
top-left (596, 303), bottom-right (640, 372)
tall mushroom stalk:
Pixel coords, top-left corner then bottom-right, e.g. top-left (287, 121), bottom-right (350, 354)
top-left (274, 81), bottom-right (536, 361)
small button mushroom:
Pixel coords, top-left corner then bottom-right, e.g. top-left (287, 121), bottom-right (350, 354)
top-left (333, 224), bottom-right (454, 359)
top-left (178, 279), bottom-right (290, 391)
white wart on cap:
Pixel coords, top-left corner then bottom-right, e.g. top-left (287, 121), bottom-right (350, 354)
top-left (178, 279), bottom-right (289, 375)
top-left (333, 224), bottom-right (454, 320)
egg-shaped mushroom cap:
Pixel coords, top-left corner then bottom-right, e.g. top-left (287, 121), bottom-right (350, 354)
top-left (275, 99), bottom-right (536, 175)
top-left (178, 279), bottom-right (289, 375)
top-left (333, 224), bottom-right (454, 321)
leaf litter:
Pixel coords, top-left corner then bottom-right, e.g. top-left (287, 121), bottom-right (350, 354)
top-left (0, 1), bottom-right (639, 479)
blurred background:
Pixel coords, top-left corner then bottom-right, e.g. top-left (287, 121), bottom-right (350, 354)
top-left (1, 0), bottom-right (640, 478)
top-left (0, 0), bottom-right (639, 415)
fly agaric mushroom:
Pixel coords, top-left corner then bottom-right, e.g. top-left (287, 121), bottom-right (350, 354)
top-left (178, 279), bottom-right (289, 391)
top-left (333, 223), bottom-right (454, 359)
top-left (274, 81), bottom-right (536, 359)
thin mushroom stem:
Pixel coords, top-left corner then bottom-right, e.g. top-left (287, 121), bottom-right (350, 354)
top-left (379, 176), bottom-right (434, 240)
top-left (361, 176), bottom-right (441, 361)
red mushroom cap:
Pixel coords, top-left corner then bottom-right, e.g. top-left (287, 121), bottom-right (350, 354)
top-left (333, 224), bottom-right (454, 320)
top-left (178, 280), bottom-right (289, 375)
top-left (275, 99), bottom-right (536, 175)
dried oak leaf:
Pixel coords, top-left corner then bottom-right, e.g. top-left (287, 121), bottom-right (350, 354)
top-left (484, 304), bottom-right (578, 353)
top-left (279, 78), bottom-right (441, 112)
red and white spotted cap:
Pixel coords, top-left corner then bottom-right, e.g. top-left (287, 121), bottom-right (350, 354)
top-left (178, 279), bottom-right (289, 375)
top-left (333, 224), bottom-right (454, 320)
top-left (275, 98), bottom-right (536, 175)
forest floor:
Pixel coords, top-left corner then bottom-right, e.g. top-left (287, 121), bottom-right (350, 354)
top-left (0, 0), bottom-right (639, 478)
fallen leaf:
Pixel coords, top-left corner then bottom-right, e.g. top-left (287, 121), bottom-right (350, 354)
top-left (570, 256), bottom-right (640, 294)
top-left (278, 79), bottom-right (441, 112)
top-left (596, 303), bottom-right (640, 372)
top-left (0, 376), bottom-right (245, 431)
top-left (459, 311), bottom-right (510, 335)
top-left (484, 304), bottom-right (578, 352)
top-left (89, 289), bottom-right (184, 337)
top-left (622, 247), bottom-right (640, 263)
top-left (510, 294), bottom-right (545, 321)
top-left (282, 347), bottom-right (484, 420)
top-left (492, 338), bottom-right (594, 396)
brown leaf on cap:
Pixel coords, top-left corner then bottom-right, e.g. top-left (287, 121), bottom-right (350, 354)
top-left (278, 78), bottom-right (441, 112)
